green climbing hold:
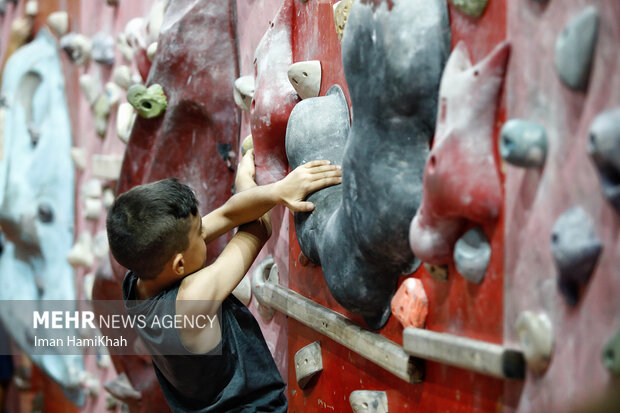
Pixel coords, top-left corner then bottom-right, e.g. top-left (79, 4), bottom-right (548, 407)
top-left (449, 0), bottom-right (489, 18)
top-left (603, 329), bottom-right (620, 375)
top-left (127, 83), bottom-right (168, 119)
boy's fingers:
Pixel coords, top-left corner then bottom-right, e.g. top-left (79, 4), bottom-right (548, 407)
top-left (309, 176), bottom-right (342, 191)
top-left (303, 160), bottom-right (331, 168)
top-left (307, 164), bottom-right (341, 174)
top-left (310, 170), bottom-right (342, 181)
top-left (291, 201), bottom-right (315, 212)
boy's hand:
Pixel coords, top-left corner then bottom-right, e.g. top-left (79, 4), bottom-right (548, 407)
top-left (275, 160), bottom-right (342, 212)
top-left (235, 149), bottom-right (256, 192)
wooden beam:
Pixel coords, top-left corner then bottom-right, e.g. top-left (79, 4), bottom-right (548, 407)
top-left (403, 327), bottom-right (525, 380)
top-left (252, 258), bottom-right (423, 383)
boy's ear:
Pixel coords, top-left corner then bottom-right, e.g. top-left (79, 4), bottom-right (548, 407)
top-left (171, 253), bottom-right (185, 275)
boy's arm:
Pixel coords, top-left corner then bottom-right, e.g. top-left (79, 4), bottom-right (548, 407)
top-left (178, 216), bottom-right (270, 304)
top-left (176, 217), bottom-right (270, 353)
top-left (201, 149), bottom-right (341, 244)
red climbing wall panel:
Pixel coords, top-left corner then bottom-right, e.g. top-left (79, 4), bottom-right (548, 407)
top-left (287, 0), bottom-right (508, 411)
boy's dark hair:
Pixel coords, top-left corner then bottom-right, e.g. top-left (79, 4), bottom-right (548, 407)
top-left (106, 178), bottom-right (199, 279)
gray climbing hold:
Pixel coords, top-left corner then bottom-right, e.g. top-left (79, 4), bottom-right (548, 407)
top-left (294, 341), bottom-right (323, 389)
top-left (587, 108), bottom-right (620, 214)
top-left (453, 227), bottom-right (491, 283)
top-left (449, 0), bottom-right (489, 18)
top-left (602, 328), bottom-right (620, 375)
top-left (37, 203), bottom-right (53, 223)
top-left (287, 0), bottom-right (450, 330)
top-left (92, 32), bottom-right (115, 65)
top-left (554, 6), bottom-right (599, 91)
top-left (500, 119), bottom-right (547, 168)
top-left (286, 85), bottom-right (349, 264)
top-left (127, 84), bottom-right (167, 118)
top-left (550, 206), bottom-right (602, 306)
top-left (349, 390), bottom-right (388, 413)
top-left (0, 0), bottom-right (6, 15)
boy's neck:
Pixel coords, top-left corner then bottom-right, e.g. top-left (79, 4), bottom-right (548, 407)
top-left (136, 271), bottom-right (183, 299)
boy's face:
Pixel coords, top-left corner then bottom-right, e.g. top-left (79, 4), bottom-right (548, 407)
top-left (181, 214), bottom-right (207, 275)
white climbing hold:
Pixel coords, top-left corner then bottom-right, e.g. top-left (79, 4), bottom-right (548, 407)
top-left (112, 65), bottom-right (134, 90)
top-left (82, 179), bottom-right (103, 199)
top-left (47, 11), bottom-right (68, 37)
top-left (233, 76), bottom-right (254, 112)
top-left (116, 103), bottom-right (137, 144)
top-left (70, 147), bottom-right (87, 170)
top-left (294, 342), bottom-right (323, 389)
top-left (92, 154), bottom-right (123, 181)
top-left (25, 0), bottom-right (37, 16)
top-left (515, 311), bottom-right (553, 373)
top-left (146, 0), bottom-right (167, 44)
top-left (83, 272), bottom-right (95, 301)
top-left (288, 60), bottom-right (322, 99)
top-left (67, 232), bottom-right (95, 268)
top-left (85, 197), bottom-right (103, 220)
top-left (79, 74), bottom-right (100, 107)
top-left (349, 390), bottom-right (388, 413)
top-left (92, 230), bottom-right (109, 259)
top-left (116, 33), bottom-right (134, 62)
top-left (105, 82), bottom-right (123, 108)
top-left (102, 188), bottom-right (115, 209)
top-left (147, 42), bottom-right (158, 62)
top-left (232, 275), bottom-right (252, 307)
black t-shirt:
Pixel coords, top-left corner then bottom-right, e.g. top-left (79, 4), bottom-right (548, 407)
top-left (122, 271), bottom-right (287, 412)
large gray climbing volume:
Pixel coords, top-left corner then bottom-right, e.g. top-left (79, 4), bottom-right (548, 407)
top-left (550, 206), bottom-right (602, 306)
top-left (286, 0), bottom-right (450, 329)
top-left (587, 108), bottom-right (620, 214)
top-left (554, 6), bottom-right (599, 91)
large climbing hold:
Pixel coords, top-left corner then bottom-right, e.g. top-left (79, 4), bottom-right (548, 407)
top-left (287, 0), bottom-right (450, 329)
top-left (550, 206), bottom-right (602, 306)
top-left (0, 28), bottom-right (83, 404)
top-left (554, 6), bottom-right (599, 91)
top-left (587, 108), bottom-right (620, 214)
top-left (250, 0), bottom-right (298, 184)
top-left (500, 119), bottom-right (548, 168)
top-left (410, 41), bottom-right (510, 266)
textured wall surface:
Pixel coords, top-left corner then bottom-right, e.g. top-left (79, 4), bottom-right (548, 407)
top-left (504, 1), bottom-right (620, 412)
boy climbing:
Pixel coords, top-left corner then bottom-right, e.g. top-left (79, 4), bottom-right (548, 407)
top-left (107, 148), bottom-right (341, 412)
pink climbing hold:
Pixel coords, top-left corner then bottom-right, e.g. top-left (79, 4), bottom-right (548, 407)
top-left (250, 0), bottom-right (300, 185)
top-left (409, 41), bottom-right (511, 265)
top-left (391, 278), bottom-right (429, 329)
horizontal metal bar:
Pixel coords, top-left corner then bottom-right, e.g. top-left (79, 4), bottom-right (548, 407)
top-left (252, 257), bottom-right (423, 383)
top-left (403, 327), bottom-right (525, 380)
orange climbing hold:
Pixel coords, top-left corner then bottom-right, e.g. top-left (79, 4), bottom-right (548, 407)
top-left (390, 278), bottom-right (428, 329)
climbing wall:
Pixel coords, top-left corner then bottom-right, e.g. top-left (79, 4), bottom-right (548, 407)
top-left (503, 1), bottom-right (620, 412)
top-left (285, 0), bottom-right (508, 411)
top-left (1, 0), bottom-right (619, 412)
